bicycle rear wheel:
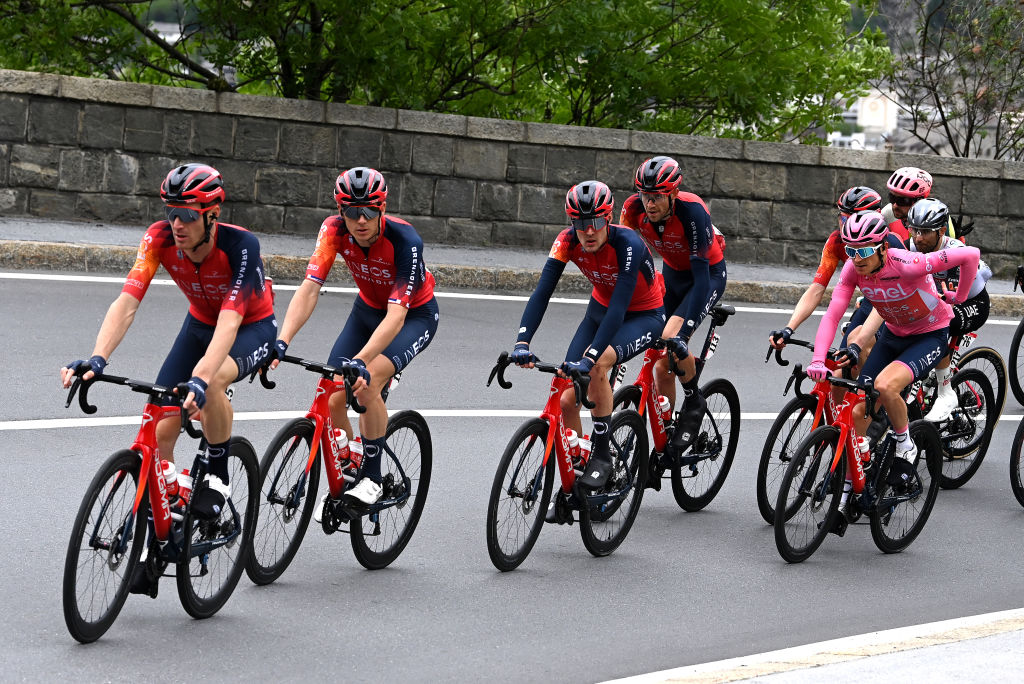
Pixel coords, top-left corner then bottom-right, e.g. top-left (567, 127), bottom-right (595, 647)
top-left (177, 437), bottom-right (259, 619)
top-left (671, 378), bottom-right (740, 511)
top-left (958, 346), bottom-right (1007, 420)
top-left (485, 418), bottom-right (555, 571)
top-left (773, 426), bottom-right (844, 564)
top-left (246, 418), bottom-right (319, 585)
top-left (1009, 420), bottom-right (1024, 508)
top-left (870, 420), bottom-right (942, 553)
top-left (63, 449), bottom-right (147, 643)
top-left (350, 410), bottom-right (432, 569)
top-left (939, 368), bottom-right (995, 489)
top-left (1008, 318), bottom-right (1024, 407)
top-left (579, 410), bottom-right (648, 556)
top-left (756, 394), bottom-right (818, 524)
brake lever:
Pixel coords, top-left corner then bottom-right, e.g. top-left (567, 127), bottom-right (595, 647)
top-left (487, 352), bottom-right (513, 389)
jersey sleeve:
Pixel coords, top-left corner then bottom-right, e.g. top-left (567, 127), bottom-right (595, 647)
top-left (305, 219), bottom-right (341, 285)
top-left (813, 260), bottom-right (857, 363)
top-left (388, 227), bottom-right (427, 308)
top-left (516, 230), bottom-right (572, 345)
top-left (222, 230), bottom-right (267, 318)
top-left (812, 233), bottom-right (842, 287)
top-left (121, 224), bottom-right (165, 302)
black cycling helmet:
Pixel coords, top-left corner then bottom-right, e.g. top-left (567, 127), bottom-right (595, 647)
top-left (565, 181), bottom-right (615, 219)
top-left (906, 198), bottom-right (950, 232)
top-left (837, 186), bottom-right (882, 214)
top-left (334, 167), bottom-right (388, 206)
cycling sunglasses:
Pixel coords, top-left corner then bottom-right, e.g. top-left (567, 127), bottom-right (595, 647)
top-left (165, 204), bottom-right (214, 224)
top-left (844, 244), bottom-right (881, 259)
top-left (341, 205), bottom-right (382, 220)
top-left (639, 192), bottom-right (670, 203)
top-left (888, 193), bottom-right (916, 207)
top-left (571, 217), bottom-right (609, 233)
top-left (910, 227), bottom-right (940, 237)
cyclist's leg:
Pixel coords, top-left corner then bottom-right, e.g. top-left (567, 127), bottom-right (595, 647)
top-left (559, 299), bottom-right (603, 436)
top-left (654, 265), bottom-right (689, 409)
top-left (853, 326), bottom-right (902, 438)
top-left (154, 314), bottom-right (209, 463)
top-left (929, 292), bottom-right (990, 420)
top-left (326, 299), bottom-right (379, 440)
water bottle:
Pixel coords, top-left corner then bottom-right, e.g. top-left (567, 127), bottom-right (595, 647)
top-left (161, 460), bottom-right (179, 500)
top-left (856, 436), bottom-right (871, 463)
top-left (566, 429), bottom-right (582, 465)
top-left (657, 395), bottom-right (673, 424)
top-left (578, 434), bottom-right (592, 460)
top-left (177, 468), bottom-right (193, 504)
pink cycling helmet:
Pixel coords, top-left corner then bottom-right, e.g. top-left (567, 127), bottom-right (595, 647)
top-left (840, 210), bottom-right (890, 247)
top-left (886, 167), bottom-right (933, 199)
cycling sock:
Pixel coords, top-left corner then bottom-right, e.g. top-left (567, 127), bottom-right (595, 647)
top-left (206, 440), bottom-right (230, 484)
top-left (934, 365), bottom-right (952, 394)
top-left (894, 426), bottom-right (910, 442)
top-left (840, 479), bottom-right (852, 509)
top-left (590, 415), bottom-right (611, 462)
top-left (681, 378), bottom-right (701, 410)
top-left (361, 436), bottom-right (385, 483)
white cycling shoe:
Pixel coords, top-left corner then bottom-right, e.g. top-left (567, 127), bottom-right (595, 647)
top-left (924, 391), bottom-right (958, 423)
top-left (344, 478), bottom-right (383, 506)
top-left (313, 493), bottom-right (329, 524)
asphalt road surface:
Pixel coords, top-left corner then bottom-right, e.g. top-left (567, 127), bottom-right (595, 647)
top-left (3, 272), bottom-right (1023, 682)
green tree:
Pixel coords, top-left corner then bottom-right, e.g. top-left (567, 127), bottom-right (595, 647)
top-left (0, 0), bottom-right (890, 142)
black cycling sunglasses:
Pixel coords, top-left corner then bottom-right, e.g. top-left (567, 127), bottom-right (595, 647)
top-left (165, 205), bottom-right (212, 223)
top-left (341, 206), bottom-right (382, 220)
top-left (888, 193), bottom-right (916, 207)
top-left (571, 217), bottom-right (609, 233)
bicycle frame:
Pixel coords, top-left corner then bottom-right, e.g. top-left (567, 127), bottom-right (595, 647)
top-left (624, 347), bottom-right (671, 453)
top-left (537, 376), bottom-right (583, 494)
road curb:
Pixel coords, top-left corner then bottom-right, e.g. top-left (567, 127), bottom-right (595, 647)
top-left (2, 239), bottom-right (1022, 314)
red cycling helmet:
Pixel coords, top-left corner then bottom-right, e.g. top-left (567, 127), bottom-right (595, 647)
top-left (634, 156), bottom-right (682, 195)
top-left (840, 210), bottom-right (890, 247)
top-left (160, 163), bottom-right (225, 205)
top-left (836, 186), bottom-right (882, 214)
top-left (565, 181), bottom-right (614, 219)
top-left (886, 167), bottom-right (933, 199)
top-left (334, 167), bottom-right (388, 206)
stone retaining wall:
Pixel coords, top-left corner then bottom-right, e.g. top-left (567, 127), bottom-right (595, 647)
top-left (1, 69), bottom-right (1022, 273)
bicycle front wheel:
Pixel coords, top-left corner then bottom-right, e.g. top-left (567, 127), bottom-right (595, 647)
top-left (773, 426), bottom-right (844, 564)
top-left (1008, 318), bottom-right (1024, 407)
top-left (671, 378), bottom-right (740, 512)
top-left (869, 420), bottom-right (942, 553)
top-left (177, 437), bottom-right (259, 619)
top-left (350, 410), bottom-right (432, 569)
top-left (63, 449), bottom-right (147, 643)
top-left (756, 394), bottom-right (818, 524)
top-left (246, 418), bottom-right (319, 585)
top-left (485, 418), bottom-right (555, 572)
top-left (579, 410), bottom-right (648, 557)
top-left (938, 368), bottom-right (995, 489)
top-left (958, 346), bottom-right (1007, 421)
top-left (1009, 419), bottom-right (1024, 508)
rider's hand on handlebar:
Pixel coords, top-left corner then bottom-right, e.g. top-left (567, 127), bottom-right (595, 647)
top-left (61, 355), bottom-right (106, 388)
top-left (182, 376), bottom-right (208, 412)
top-left (268, 339), bottom-right (288, 370)
top-left (510, 343), bottom-right (535, 368)
top-left (768, 326), bottom-right (793, 350)
top-left (345, 358), bottom-right (371, 393)
top-left (805, 360), bottom-right (831, 382)
top-left (942, 289), bottom-right (959, 305)
top-left (834, 343), bottom-right (861, 369)
top-left (559, 357), bottom-right (594, 378)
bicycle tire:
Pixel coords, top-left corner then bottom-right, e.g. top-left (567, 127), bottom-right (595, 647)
top-left (579, 410), bottom-right (648, 557)
top-left (612, 383), bottom-right (643, 413)
top-left (63, 449), bottom-right (147, 643)
top-left (958, 346), bottom-right (1007, 421)
top-left (756, 394), bottom-right (818, 524)
top-left (245, 418), bottom-right (319, 585)
top-left (671, 378), bottom-right (740, 512)
top-left (485, 418), bottom-right (555, 572)
top-left (350, 410), bottom-right (432, 569)
top-left (1009, 317), bottom-right (1024, 407)
top-left (1009, 419), bottom-right (1024, 508)
top-left (773, 425), bottom-right (844, 564)
top-left (938, 368), bottom-right (995, 489)
top-left (869, 420), bottom-right (942, 553)
top-left (177, 437), bottom-right (259, 619)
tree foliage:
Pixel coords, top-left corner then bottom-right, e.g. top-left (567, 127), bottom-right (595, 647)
top-left (879, 0), bottom-right (1024, 160)
top-left (0, 0), bottom-right (889, 142)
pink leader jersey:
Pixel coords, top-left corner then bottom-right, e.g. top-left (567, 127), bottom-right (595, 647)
top-left (813, 246), bottom-right (980, 364)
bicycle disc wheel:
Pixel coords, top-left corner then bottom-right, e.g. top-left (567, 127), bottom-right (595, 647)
top-left (939, 368), bottom-right (995, 489)
top-left (870, 420), bottom-right (942, 553)
top-left (773, 426), bottom-right (844, 564)
top-left (63, 449), bottom-right (147, 643)
top-left (671, 378), bottom-right (740, 512)
top-left (1008, 318), bottom-right (1024, 407)
top-left (177, 437), bottom-right (259, 619)
top-left (958, 346), bottom-right (1007, 420)
top-left (350, 410), bottom-right (432, 569)
top-left (579, 410), bottom-right (648, 557)
top-left (246, 418), bottom-right (319, 585)
top-left (485, 418), bottom-right (555, 571)
top-left (1009, 420), bottom-right (1024, 508)
top-left (756, 394), bottom-right (818, 524)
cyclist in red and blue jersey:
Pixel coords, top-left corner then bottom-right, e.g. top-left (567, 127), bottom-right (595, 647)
top-left (270, 167), bottom-right (438, 507)
top-left (512, 180), bottom-right (665, 491)
top-left (620, 155), bottom-right (724, 450)
top-left (60, 162), bottom-right (276, 522)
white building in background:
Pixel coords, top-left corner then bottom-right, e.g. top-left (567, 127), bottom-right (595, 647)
top-left (828, 88), bottom-right (901, 151)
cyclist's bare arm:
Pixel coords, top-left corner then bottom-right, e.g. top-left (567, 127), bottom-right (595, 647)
top-left (60, 292), bottom-right (140, 387)
top-left (768, 283), bottom-right (825, 350)
top-left (277, 278), bottom-right (321, 347)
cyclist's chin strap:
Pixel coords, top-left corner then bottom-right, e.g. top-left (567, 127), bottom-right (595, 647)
top-left (198, 212), bottom-right (216, 247)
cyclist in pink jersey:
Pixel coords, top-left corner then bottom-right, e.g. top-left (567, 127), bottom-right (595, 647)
top-left (270, 167), bottom-right (438, 507)
top-left (806, 211), bottom-right (979, 513)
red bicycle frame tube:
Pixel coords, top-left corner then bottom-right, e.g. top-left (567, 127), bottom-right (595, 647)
top-left (130, 403), bottom-right (180, 542)
top-left (539, 376), bottom-right (581, 494)
top-left (828, 390), bottom-right (869, 495)
top-left (303, 377), bottom-right (364, 499)
top-left (628, 347), bottom-right (671, 452)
